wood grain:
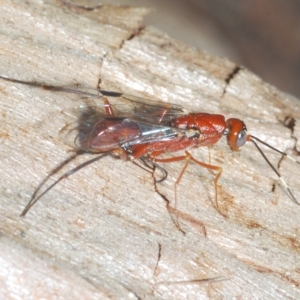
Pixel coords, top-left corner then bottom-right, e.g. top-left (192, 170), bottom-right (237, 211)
top-left (1, 1), bottom-right (300, 299)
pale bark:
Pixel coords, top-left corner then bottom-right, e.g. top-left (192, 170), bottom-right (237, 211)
top-left (0, 1), bottom-right (300, 299)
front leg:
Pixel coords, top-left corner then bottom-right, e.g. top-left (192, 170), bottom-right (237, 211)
top-left (151, 151), bottom-right (223, 216)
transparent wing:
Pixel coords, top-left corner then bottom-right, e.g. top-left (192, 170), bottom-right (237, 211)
top-left (56, 88), bottom-right (189, 152)
top-left (61, 114), bottom-right (185, 153)
top-left (84, 90), bottom-right (188, 124)
top-left (0, 77), bottom-right (191, 152)
top-left (116, 93), bottom-right (188, 124)
top-left (55, 87), bottom-right (188, 122)
top-left (0, 77), bottom-right (187, 124)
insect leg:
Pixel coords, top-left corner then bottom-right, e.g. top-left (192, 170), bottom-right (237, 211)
top-left (157, 105), bottom-right (172, 124)
top-left (153, 151), bottom-right (223, 216)
top-left (137, 156), bottom-right (168, 183)
top-left (189, 153), bottom-right (223, 215)
top-left (152, 153), bottom-right (190, 212)
top-left (103, 97), bottom-right (115, 117)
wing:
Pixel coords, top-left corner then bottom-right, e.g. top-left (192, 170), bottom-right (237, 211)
top-left (0, 77), bottom-right (190, 152)
top-left (114, 92), bottom-right (188, 124)
top-left (82, 90), bottom-right (188, 124)
top-left (58, 89), bottom-right (190, 153)
top-left (62, 114), bottom-right (185, 153)
top-left (0, 77), bottom-right (187, 124)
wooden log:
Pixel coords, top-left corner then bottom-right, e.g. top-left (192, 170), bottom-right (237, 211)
top-left (0, 1), bottom-right (300, 299)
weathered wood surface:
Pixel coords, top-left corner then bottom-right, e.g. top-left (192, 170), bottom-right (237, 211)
top-left (1, 1), bottom-right (300, 299)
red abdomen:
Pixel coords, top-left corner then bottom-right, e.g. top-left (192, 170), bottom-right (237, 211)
top-left (79, 118), bottom-right (141, 152)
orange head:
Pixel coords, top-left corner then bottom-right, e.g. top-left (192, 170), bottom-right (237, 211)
top-left (225, 118), bottom-right (248, 151)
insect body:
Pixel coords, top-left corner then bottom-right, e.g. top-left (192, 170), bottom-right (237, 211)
top-left (0, 76), bottom-right (298, 216)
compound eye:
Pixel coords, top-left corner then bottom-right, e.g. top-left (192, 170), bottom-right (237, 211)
top-left (226, 118), bottom-right (248, 151)
top-left (236, 130), bottom-right (247, 148)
